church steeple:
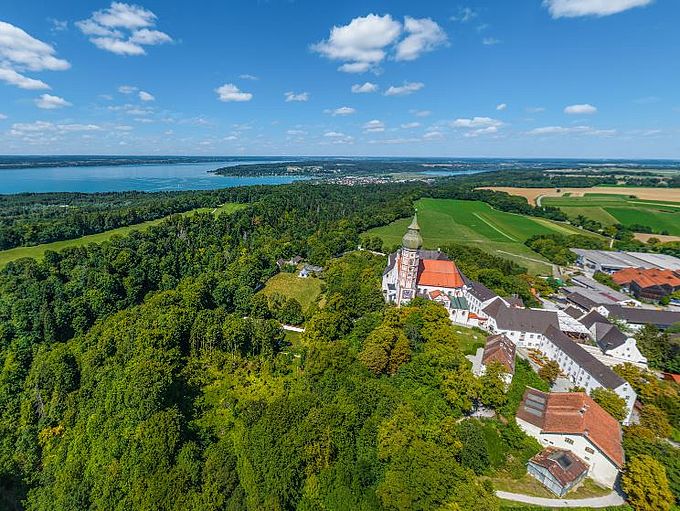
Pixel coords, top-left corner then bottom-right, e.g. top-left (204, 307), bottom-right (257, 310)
top-left (401, 212), bottom-right (423, 250)
top-left (397, 211), bottom-right (422, 305)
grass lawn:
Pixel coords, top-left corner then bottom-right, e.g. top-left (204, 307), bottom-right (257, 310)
top-left (543, 193), bottom-right (680, 235)
top-left (0, 203), bottom-right (247, 268)
top-left (454, 326), bottom-right (486, 355)
top-left (364, 198), bottom-right (591, 275)
top-left (491, 473), bottom-right (611, 499)
top-left (260, 272), bottom-right (323, 312)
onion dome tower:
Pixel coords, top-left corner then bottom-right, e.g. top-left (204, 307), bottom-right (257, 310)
top-left (398, 213), bottom-right (422, 304)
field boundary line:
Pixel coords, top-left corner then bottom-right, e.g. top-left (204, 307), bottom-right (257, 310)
top-left (627, 201), bottom-right (680, 209)
top-left (472, 213), bottom-right (517, 241)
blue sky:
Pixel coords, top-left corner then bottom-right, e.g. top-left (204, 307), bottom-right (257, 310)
top-left (1, 0), bottom-right (679, 158)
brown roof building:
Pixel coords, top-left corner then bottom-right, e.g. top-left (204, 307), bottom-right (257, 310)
top-left (527, 448), bottom-right (589, 497)
top-left (612, 268), bottom-right (680, 301)
top-left (482, 333), bottom-right (516, 374)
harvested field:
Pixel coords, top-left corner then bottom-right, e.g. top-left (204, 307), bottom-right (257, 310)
top-left (479, 186), bottom-right (680, 206)
top-left (634, 233), bottom-right (680, 243)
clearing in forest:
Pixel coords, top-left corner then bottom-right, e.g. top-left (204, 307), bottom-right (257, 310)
top-left (364, 198), bottom-right (590, 274)
top-left (260, 272), bottom-right (323, 312)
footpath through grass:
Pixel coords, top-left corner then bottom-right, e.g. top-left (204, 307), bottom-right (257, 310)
top-left (364, 198), bottom-right (590, 274)
top-left (0, 203), bottom-right (246, 268)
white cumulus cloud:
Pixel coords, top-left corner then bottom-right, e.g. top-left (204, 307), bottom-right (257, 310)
top-left (284, 91), bottom-right (310, 102)
top-left (351, 82), bottom-right (378, 93)
top-left (423, 131), bottom-right (444, 140)
top-left (384, 81), bottom-right (424, 96)
top-left (35, 93), bottom-right (71, 109)
top-left (544, 0), bottom-right (653, 18)
top-left (564, 103), bottom-right (597, 114)
top-left (496, 103), bottom-right (507, 111)
top-left (312, 14), bottom-right (446, 73)
top-left (363, 119), bottom-right (385, 132)
top-left (326, 106), bottom-right (356, 116)
top-left (401, 122), bottom-right (421, 129)
top-left (138, 90), bottom-right (154, 101)
top-left (451, 117), bottom-right (502, 128)
top-left (0, 21), bottom-right (70, 90)
top-left (528, 125), bottom-right (616, 136)
top-left (395, 17), bottom-right (448, 61)
top-left (77, 2), bottom-right (173, 56)
top-left (464, 126), bottom-right (499, 137)
top-left (215, 83), bottom-right (253, 102)
top-left (0, 113), bottom-right (7, 120)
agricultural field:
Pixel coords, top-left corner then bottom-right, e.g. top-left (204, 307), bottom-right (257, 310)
top-left (480, 186), bottom-right (680, 205)
top-left (260, 272), bottom-right (323, 312)
top-left (541, 194), bottom-right (680, 236)
top-left (364, 198), bottom-right (592, 274)
top-left (0, 203), bottom-right (246, 268)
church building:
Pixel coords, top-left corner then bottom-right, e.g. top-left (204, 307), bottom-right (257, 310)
top-left (382, 214), bottom-right (469, 321)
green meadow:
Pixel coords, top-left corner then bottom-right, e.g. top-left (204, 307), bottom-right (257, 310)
top-left (364, 198), bottom-right (591, 274)
top-left (542, 193), bottom-right (680, 235)
top-left (260, 272), bottom-right (324, 312)
top-left (0, 203), bottom-right (246, 268)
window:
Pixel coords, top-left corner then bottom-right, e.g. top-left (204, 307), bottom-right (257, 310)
top-left (585, 447), bottom-right (594, 454)
top-left (564, 438), bottom-right (574, 445)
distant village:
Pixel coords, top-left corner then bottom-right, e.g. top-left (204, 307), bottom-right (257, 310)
top-left (381, 214), bottom-right (680, 496)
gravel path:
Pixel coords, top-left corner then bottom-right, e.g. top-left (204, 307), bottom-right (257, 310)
top-left (496, 490), bottom-right (626, 508)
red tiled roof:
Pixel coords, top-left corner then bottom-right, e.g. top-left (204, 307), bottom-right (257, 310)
top-left (417, 259), bottom-right (464, 288)
top-left (663, 373), bottom-right (680, 384)
top-left (517, 389), bottom-right (624, 468)
top-left (429, 290), bottom-right (443, 299)
top-left (612, 268), bottom-right (680, 289)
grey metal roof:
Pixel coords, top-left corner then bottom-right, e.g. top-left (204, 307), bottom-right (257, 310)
top-left (594, 322), bottom-right (628, 351)
top-left (563, 306), bottom-right (584, 320)
top-left (417, 249), bottom-right (449, 261)
top-left (383, 252), bottom-right (398, 276)
top-left (468, 280), bottom-right (498, 302)
top-left (579, 310), bottom-right (611, 329)
top-left (571, 249), bottom-right (680, 271)
top-left (487, 302), bottom-right (560, 333)
top-left (543, 325), bottom-right (626, 389)
top-left (566, 291), bottom-right (599, 311)
top-left (603, 304), bottom-right (680, 328)
top-left (482, 297), bottom-right (506, 318)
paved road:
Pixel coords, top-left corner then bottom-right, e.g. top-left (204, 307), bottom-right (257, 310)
top-left (496, 490), bottom-right (625, 508)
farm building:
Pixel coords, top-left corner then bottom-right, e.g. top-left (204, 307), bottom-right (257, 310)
top-left (612, 268), bottom-right (680, 301)
top-left (571, 249), bottom-right (680, 274)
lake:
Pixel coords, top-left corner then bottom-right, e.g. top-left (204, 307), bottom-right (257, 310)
top-left (0, 160), bottom-right (309, 194)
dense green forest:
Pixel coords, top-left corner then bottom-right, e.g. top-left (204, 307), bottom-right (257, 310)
top-left (1, 179), bottom-right (678, 510)
top-left (0, 181), bottom-right (540, 510)
top-left (4, 167), bottom-right (678, 252)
